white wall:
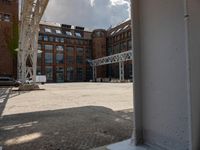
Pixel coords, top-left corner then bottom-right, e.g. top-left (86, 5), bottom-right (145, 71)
top-left (188, 0), bottom-right (200, 149)
top-left (132, 0), bottom-right (200, 149)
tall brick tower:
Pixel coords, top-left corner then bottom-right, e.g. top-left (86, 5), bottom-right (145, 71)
top-left (0, 0), bottom-right (19, 78)
top-left (92, 29), bottom-right (107, 78)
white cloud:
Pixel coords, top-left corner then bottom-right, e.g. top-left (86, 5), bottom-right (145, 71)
top-left (89, 0), bottom-right (95, 6)
top-left (110, 0), bottom-right (129, 6)
top-left (42, 0), bottom-right (130, 29)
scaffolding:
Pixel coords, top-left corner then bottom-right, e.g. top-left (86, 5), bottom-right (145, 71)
top-left (18, 0), bottom-right (49, 83)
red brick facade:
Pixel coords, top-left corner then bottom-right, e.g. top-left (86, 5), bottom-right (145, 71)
top-left (0, 0), bottom-right (18, 78)
top-left (92, 29), bottom-right (107, 78)
top-left (0, 1), bottom-right (131, 81)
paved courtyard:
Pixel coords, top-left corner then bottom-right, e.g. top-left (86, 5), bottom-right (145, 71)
top-left (0, 83), bottom-right (133, 150)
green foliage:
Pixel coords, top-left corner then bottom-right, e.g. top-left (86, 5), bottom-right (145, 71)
top-left (8, 22), bottom-right (19, 57)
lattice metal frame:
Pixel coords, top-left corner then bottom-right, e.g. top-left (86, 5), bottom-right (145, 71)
top-left (89, 50), bottom-right (133, 81)
top-left (92, 50), bottom-right (133, 67)
top-left (18, 0), bottom-right (49, 83)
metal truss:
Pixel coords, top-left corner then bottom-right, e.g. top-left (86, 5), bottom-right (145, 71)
top-left (18, 0), bottom-right (49, 83)
top-left (92, 50), bottom-right (133, 67)
top-left (90, 50), bottom-right (133, 81)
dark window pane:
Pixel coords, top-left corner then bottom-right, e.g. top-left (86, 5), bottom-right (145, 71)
top-left (56, 53), bottom-right (64, 64)
top-left (66, 56), bottom-right (74, 64)
top-left (45, 53), bottom-right (53, 64)
top-left (76, 68), bottom-right (83, 81)
top-left (66, 67), bottom-right (74, 81)
top-left (45, 45), bottom-right (53, 51)
top-left (45, 66), bottom-right (53, 81)
top-left (77, 47), bottom-right (84, 56)
top-left (67, 47), bottom-right (74, 55)
top-left (56, 67), bottom-right (64, 82)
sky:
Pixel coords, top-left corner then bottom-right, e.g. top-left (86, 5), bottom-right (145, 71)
top-left (42, 0), bottom-right (130, 30)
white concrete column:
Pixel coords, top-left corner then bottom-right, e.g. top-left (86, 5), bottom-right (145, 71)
top-left (108, 0), bottom-right (200, 149)
top-left (93, 66), bottom-right (96, 81)
top-left (119, 61), bottom-right (124, 81)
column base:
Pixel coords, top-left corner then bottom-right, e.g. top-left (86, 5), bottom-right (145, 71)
top-left (106, 139), bottom-right (162, 150)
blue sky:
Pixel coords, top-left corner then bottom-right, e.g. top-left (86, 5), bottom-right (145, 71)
top-left (42, 0), bottom-right (130, 30)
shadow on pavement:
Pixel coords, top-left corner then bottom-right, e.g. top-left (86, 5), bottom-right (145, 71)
top-left (0, 87), bottom-right (30, 116)
top-left (0, 87), bottom-right (12, 116)
top-left (0, 106), bottom-right (133, 150)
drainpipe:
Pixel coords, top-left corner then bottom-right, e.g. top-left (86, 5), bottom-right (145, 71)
top-left (184, 0), bottom-right (192, 149)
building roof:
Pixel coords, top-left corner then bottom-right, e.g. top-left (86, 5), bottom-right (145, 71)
top-left (107, 19), bottom-right (131, 37)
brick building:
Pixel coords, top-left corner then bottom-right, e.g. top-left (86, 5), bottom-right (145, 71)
top-left (0, 0), bottom-right (18, 78)
top-left (0, 0), bottom-right (132, 82)
top-left (37, 19), bottom-right (132, 82)
top-left (106, 20), bottom-right (132, 79)
top-left (38, 21), bottom-right (93, 82)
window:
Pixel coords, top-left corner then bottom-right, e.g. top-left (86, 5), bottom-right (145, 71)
top-left (127, 31), bottom-right (131, 38)
top-left (77, 48), bottom-right (84, 56)
top-left (56, 46), bottom-right (64, 52)
top-left (66, 38), bottom-right (73, 44)
top-left (113, 44), bottom-right (120, 54)
top-left (45, 53), bottom-right (53, 64)
top-left (55, 37), bottom-right (59, 42)
top-left (84, 40), bottom-right (89, 45)
top-left (45, 28), bottom-right (51, 33)
top-left (66, 67), bottom-right (74, 81)
top-left (96, 31), bottom-right (101, 37)
top-left (66, 31), bottom-right (72, 36)
top-left (110, 31), bottom-right (115, 35)
top-left (76, 56), bottom-right (83, 64)
top-left (37, 53), bottom-right (42, 65)
top-left (44, 35), bottom-right (48, 41)
top-left (2, 0), bottom-right (12, 4)
top-left (38, 35), bottom-right (43, 41)
top-left (123, 25), bottom-right (129, 30)
top-left (121, 42), bottom-right (127, 51)
top-left (128, 40), bottom-right (132, 50)
top-left (45, 66), bottom-right (53, 81)
top-left (86, 67), bottom-right (92, 81)
top-left (4, 14), bottom-right (10, 22)
top-left (75, 32), bottom-right (82, 37)
top-left (117, 35), bottom-right (120, 41)
top-left (0, 13), bottom-right (3, 21)
top-left (60, 38), bottom-right (64, 43)
top-left (44, 45), bottom-right (53, 51)
top-left (38, 44), bottom-right (42, 50)
top-left (56, 67), bottom-right (64, 82)
top-left (77, 40), bottom-right (84, 45)
top-left (116, 28), bottom-right (122, 33)
top-left (66, 56), bottom-right (74, 64)
top-left (66, 47), bottom-right (74, 55)
top-left (76, 68), bottom-right (83, 81)
top-left (56, 53), bottom-right (64, 64)
top-left (108, 47), bottom-right (113, 55)
top-left (49, 36), bottom-right (54, 42)
top-left (85, 48), bottom-right (92, 58)
top-left (37, 66), bottom-right (41, 75)
top-left (55, 29), bottom-right (62, 34)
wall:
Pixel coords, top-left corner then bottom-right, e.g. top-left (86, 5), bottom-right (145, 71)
top-left (92, 29), bottom-right (107, 78)
top-left (188, 0), bottom-right (200, 149)
top-left (132, 0), bottom-right (192, 149)
top-left (0, 0), bottom-right (18, 78)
